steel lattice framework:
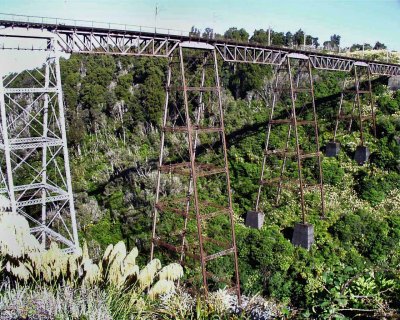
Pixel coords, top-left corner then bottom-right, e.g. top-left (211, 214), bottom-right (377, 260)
top-left (150, 42), bottom-right (240, 298)
top-left (255, 53), bottom-right (325, 224)
top-left (0, 38), bottom-right (78, 252)
top-left (1, 14), bottom-right (400, 298)
top-left (333, 62), bottom-right (377, 145)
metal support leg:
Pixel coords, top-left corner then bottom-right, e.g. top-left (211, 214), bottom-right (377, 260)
top-left (0, 73), bottom-right (16, 213)
top-left (54, 52), bottom-right (79, 251)
top-left (151, 44), bottom-right (241, 301)
top-left (255, 55), bottom-right (325, 226)
top-left (41, 56), bottom-right (50, 246)
top-left (287, 57), bottom-right (306, 224)
top-left (307, 60), bottom-right (325, 218)
top-left (255, 66), bottom-right (280, 211)
top-left (213, 49), bottom-right (241, 302)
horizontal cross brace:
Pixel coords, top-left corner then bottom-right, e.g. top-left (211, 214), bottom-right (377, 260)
top-left (17, 194), bottom-right (69, 207)
top-left (0, 183), bottom-right (67, 195)
top-left (0, 137), bottom-right (63, 150)
top-left (205, 247), bottom-right (235, 262)
top-left (4, 87), bottom-right (58, 93)
top-left (155, 197), bottom-right (231, 220)
top-left (163, 126), bottom-right (223, 133)
top-left (159, 162), bottom-right (226, 177)
top-left (269, 119), bottom-right (315, 125)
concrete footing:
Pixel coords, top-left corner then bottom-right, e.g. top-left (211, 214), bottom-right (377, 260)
top-left (325, 141), bottom-right (340, 157)
top-left (291, 223), bottom-right (314, 250)
top-left (245, 211), bottom-right (265, 229)
top-left (354, 145), bottom-right (370, 165)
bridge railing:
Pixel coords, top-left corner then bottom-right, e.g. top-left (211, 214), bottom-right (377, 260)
top-left (1, 12), bottom-right (399, 66)
top-left (0, 12), bottom-right (190, 37)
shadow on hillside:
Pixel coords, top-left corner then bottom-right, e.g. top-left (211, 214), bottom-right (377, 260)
top-left (88, 76), bottom-right (387, 196)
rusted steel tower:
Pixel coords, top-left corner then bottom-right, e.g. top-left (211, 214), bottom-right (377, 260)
top-left (249, 54), bottom-right (325, 247)
top-left (326, 62), bottom-right (377, 164)
top-left (150, 42), bottom-right (240, 299)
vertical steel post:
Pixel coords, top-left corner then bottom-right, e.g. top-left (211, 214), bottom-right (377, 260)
top-left (178, 45), bottom-right (209, 295)
top-left (41, 55), bottom-right (50, 246)
top-left (307, 59), bottom-right (325, 218)
top-left (0, 73), bottom-right (16, 213)
top-left (276, 68), bottom-right (301, 204)
top-left (354, 66), bottom-right (365, 146)
top-left (152, 44), bottom-right (241, 301)
top-left (180, 53), bottom-right (208, 265)
top-left (333, 79), bottom-right (346, 141)
top-left (150, 55), bottom-right (172, 261)
top-left (256, 56), bottom-right (324, 221)
top-left (54, 47), bottom-right (79, 250)
top-left (213, 49), bottom-right (241, 301)
top-left (287, 57), bottom-right (306, 224)
top-left (366, 67), bottom-right (377, 138)
top-left (255, 65), bottom-right (279, 211)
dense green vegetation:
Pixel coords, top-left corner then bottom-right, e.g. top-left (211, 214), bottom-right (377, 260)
top-left (56, 40), bottom-right (400, 318)
top-left (1, 26), bottom-right (399, 319)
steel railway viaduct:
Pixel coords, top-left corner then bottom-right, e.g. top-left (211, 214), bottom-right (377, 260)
top-left (1, 14), bottom-right (399, 299)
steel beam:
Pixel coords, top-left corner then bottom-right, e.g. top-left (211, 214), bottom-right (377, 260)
top-left (0, 16), bottom-right (399, 75)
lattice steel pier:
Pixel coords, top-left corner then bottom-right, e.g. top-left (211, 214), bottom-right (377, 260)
top-left (327, 62), bottom-right (377, 164)
top-left (250, 54), bottom-right (325, 244)
top-left (0, 38), bottom-right (79, 252)
top-left (150, 42), bottom-right (241, 299)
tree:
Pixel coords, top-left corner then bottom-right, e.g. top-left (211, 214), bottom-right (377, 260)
top-left (293, 29), bottom-right (305, 46)
top-left (305, 35), bottom-right (313, 46)
top-left (227, 64), bottom-right (272, 99)
top-left (350, 43), bottom-right (363, 52)
top-left (271, 31), bottom-right (285, 46)
top-left (330, 34), bottom-right (341, 46)
top-left (250, 29), bottom-right (268, 45)
top-left (224, 27), bottom-right (249, 42)
top-left (202, 27), bottom-right (214, 39)
top-left (374, 41), bottom-right (387, 50)
top-left (285, 32), bottom-right (293, 46)
top-left (189, 26), bottom-right (200, 37)
top-left (364, 43), bottom-right (373, 50)
top-left (312, 37), bottom-right (320, 48)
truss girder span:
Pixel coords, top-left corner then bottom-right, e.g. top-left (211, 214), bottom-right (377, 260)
top-left (0, 40), bottom-right (79, 252)
top-left (57, 31), bottom-right (180, 57)
top-left (1, 18), bottom-right (400, 75)
top-left (150, 43), bottom-right (241, 300)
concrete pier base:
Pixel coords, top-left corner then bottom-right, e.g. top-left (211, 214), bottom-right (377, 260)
top-left (325, 141), bottom-right (340, 157)
top-left (354, 146), bottom-right (370, 165)
top-left (245, 211), bottom-right (265, 229)
top-left (292, 223), bottom-right (314, 250)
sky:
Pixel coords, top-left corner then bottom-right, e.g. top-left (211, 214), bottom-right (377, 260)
top-left (0, 0), bottom-right (399, 73)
